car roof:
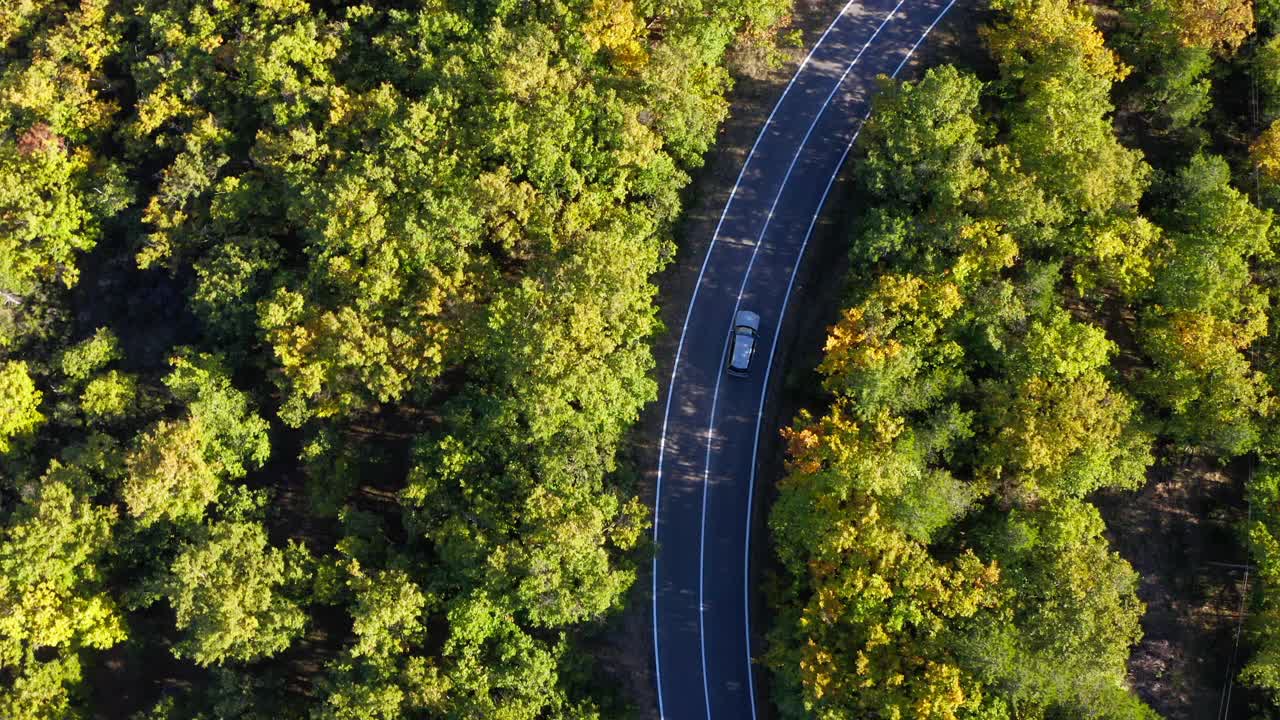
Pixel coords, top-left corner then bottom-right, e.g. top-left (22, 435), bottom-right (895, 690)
top-left (734, 310), bottom-right (760, 331)
top-left (730, 331), bottom-right (754, 369)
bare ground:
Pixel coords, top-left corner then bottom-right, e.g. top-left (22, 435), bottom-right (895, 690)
top-left (1095, 452), bottom-right (1253, 719)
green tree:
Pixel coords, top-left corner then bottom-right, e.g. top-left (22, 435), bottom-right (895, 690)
top-left (1243, 465), bottom-right (1280, 703)
top-left (122, 352), bottom-right (271, 525)
top-left (983, 309), bottom-right (1152, 504)
top-left (165, 521), bottom-right (306, 665)
top-left (962, 502), bottom-right (1151, 718)
top-left (80, 370), bottom-right (137, 420)
top-left (987, 0), bottom-right (1150, 220)
top-left (770, 410), bottom-right (999, 720)
top-left (58, 327), bottom-right (119, 383)
top-left (818, 274), bottom-right (966, 419)
top-left (122, 418), bottom-right (219, 527)
top-left (0, 0), bottom-right (799, 715)
top-left (1140, 155), bottom-right (1274, 453)
top-left (857, 66), bottom-right (988, 219)
top-left (0, 360), bottom-right (42, 452)
top-left (0, 0), bottom-right (129, 295)
top-left (437, 593), bottom-right (563, 720)
top-left (162, 352), bottom-right (271, 478)
top-left (0, 470), bottom-right (125, 719)
top-left (347, 565), bottom-right (429, 663)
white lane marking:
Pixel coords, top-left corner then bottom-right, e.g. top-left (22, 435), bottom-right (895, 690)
top-left (651, 0), bottom-right (868, 717)
top-left (738, 0), bottom-right (960, 715)
top-left (698, 0), bottom-right (910, 716)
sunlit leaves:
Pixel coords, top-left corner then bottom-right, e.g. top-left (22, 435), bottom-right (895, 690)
top-left (0, 0), bottom-right (121, 141)
top-left (980, 310), bottom-right (1152, 503)
top-left (123, 418), bottom-right (219, 527)
top-left (963, 503), bottom-right (1148, 713)
top-left (165, 521), bottom-right (306, 665)
top-left (1140, 154), bottom-right (1274, 453)
top-left (347, 566), bottom-right (429, 663)
top-left (1242, 466), bottom-right (1280, 703)
top-left (1254, 119), bottom-right (1280, 182)
top-left (771, 436), bottom-right (998, 719)
top-left (0, 361), bottom-right (42, 453)
top-left (58, 327), bottom-right (119, 383)
top-left (1166, 0), bottom-right (1254, 52)
top-left (162, 352), bottom-right (271, 478)
top-left (819, 274), bottom-right (965, 418)
top-left (123, 354), bottom-right (270, 526)
top-left (0, 474), bottom-right (124, 719)
top-left (79, 370), bottom-right (137, 420)
top-left (137, 115), bottom-right (232, 270)
top-left (859, 66), bottom-right (988, 213)
top-left (0, 0), bottom-right (792, 715)
top-left (988, 0), bottom-right (1150, 219)
top-left (0, 137), bottom-right (126, 293)
top-left (773, 3), bottom-right (1163, 717)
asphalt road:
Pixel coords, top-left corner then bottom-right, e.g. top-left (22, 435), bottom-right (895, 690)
top-left (650, 0), bottom-right (963, 718)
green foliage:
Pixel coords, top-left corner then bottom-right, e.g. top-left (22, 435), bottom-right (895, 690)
top-left (987, 0), bottom-right (1149, 219)
top-left (80, 370), bottom-right (137, 420)
top-left (770, 2), bottom-right (1167, 717)
top-left (121, 353), bottom-right (271, 525)
top-left (770, 497), bottom-right (999, 718)
top-left (1260, 36), bottom-right (1280, 121)
top-left (962, 503), bottom-right (1148, 716)
top-left (165, 521), bottom-right (307, 666)
top-left (122, 418), bottom-right (220, 527)
top-left (437, 592), bottom-right (562, 720)
top-left (1136, 44), bottom-right (1214, 132)
top-left (0, 471), bottom-right (125, 718)
top-left (1153, 155), bottom-right (1272, 316)
top-left (857, 66), bottom-right (988, 216)
top-left (347, 566), bottom-right (429, 663)
top-left (0, 140), bottom-right (124, 294)
top-left (162, 352), bottom-right (271, 479)
top-left (0, 654), bottom-right (84, 720)
top-left (0, 360), bottom-right (42, 452)
top-left (59, 327), bottom-right (120, 383)
top-left (983, 309), bottom-right (1152, 504)
top-left (1140, 155), bottom-right (1274, 453)
top-left (1243, 466), bottom-right (1280, 702)
top-left (0, 0), bottom-right (795, 713)
top-left (0, 0), bottom-right (130, 296)
top-left (1113, 0), bottom-right (1228, 137)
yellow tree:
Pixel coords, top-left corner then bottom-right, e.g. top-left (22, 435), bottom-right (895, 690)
top-left (770, 405), bottom-right (999, 720)
top-left (1253, 120), bottom-right (1280, 183)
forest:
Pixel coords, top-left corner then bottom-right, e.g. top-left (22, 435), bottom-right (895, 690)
top-left (768, 0), bottom-right (1280, 717)
top-left (0, 0), bottom-right (793, 717)
top-left (10, 0), bottom-right (1280, 717)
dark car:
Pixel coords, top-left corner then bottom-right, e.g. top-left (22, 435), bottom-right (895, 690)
top-left (726, 310), bottom-right (761, 377)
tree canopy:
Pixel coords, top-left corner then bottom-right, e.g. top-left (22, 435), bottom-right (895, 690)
top-left (767, 2), bottom-right (1208, 716)
top-left (0, 0), bottom-right (791, 715)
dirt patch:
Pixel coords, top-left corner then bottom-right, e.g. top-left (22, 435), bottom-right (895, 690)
top-left (1095, 452), bottom-right (1252, 719)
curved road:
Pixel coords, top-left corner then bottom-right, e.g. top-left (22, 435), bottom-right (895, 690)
top-left (650, 1), bottom-right (963, 718)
